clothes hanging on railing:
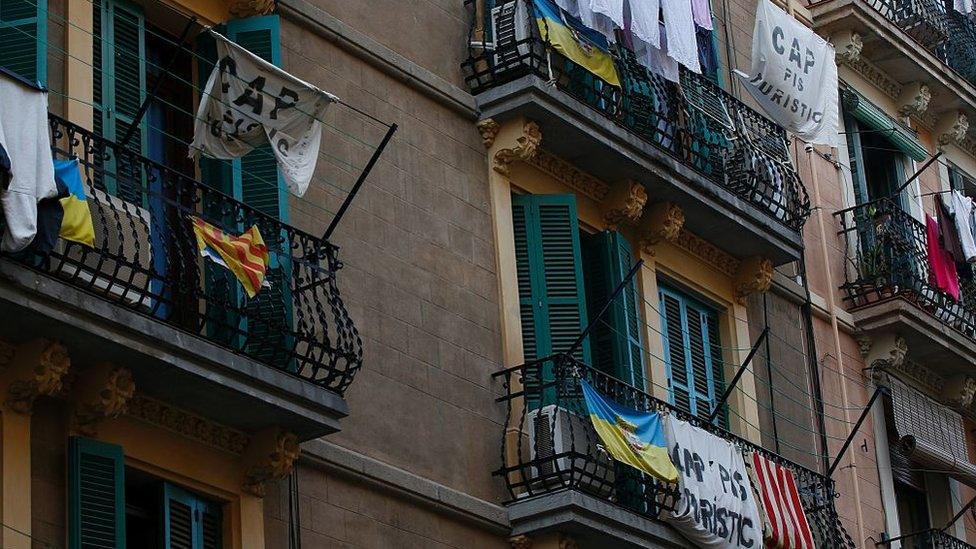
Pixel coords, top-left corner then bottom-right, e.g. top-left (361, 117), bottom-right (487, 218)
top-left (660, 0), bottom-right (701, 73)
top-left (692, 0), bottom-right (714, 30)
top-left (926, 214), bottom-right (961, 301)
top-left (0, 77), bottom-right (58, 253)
top-left (0, 143), bottom-right (10, 191)
top-left (627, 0), bottom-right (661, 47)
top-left (749, 452), bottom-right (815, 549)
top-left (945, 190), bottom-right (976, 262)
top-left (937, 193), bottom-right (966, 263)
top-left (53, 158), bottom-right (95, 247)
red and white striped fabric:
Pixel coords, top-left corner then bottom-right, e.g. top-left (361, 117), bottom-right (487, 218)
top-left (751, 452), bottom-right (815, 549)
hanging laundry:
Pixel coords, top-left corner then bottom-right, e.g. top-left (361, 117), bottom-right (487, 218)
top-left (0, 75), bottom-right (58, 253)
top-left (927, 215), bottom-right (961, 301)
top-left (533, 0), bottom-right (621, 86)
top-left (692, 0), bottom-right (714, 29)
top-left (590, 0), bottom-right (625, 35)
top-left (191, 217), bottom-right (270, 299)
top-left (627, 0), bottom-right (660, 48)
top-left (633, 21), bottom-right (680, 83)
top-left (0, 143), bottom-right (10, 190)
top-left (661, 0), bottom-right (702, 73)
top-left (54, 158), bottom-right (95, 247)
top-left (937, 194), bottom-right (965, 263)
top-left (749, 452), bottom-right (815, 549)
top-left (572, 0), bottom-right (618, 42)
top-left (946, 190), bottom-right (976, 262)
top-left (24, 177), bottom-right (69, 263)
top-left (954, 0), bottom-right (973, 15)
top-left (190, 32), bottom-right (337, 198)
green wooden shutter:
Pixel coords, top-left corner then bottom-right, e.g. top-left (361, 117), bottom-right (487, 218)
top-left (163, 483), bottom-right (223, 549)
top-left (69, 437), bottom-right (126, 549)
top-left (94, 0), bottom-right (147, 203)
top-left (512, 194), bottom-right (590, 407)
top-left (582, 230), bottom-right (645, 389)
top-left (0, 0), bottom-right (46, 85)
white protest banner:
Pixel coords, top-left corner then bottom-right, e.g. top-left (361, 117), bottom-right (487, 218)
top-left (738, 0), bottom-right (838, 145)
top-left (664, 417), bottom-right (762, 548)
top-left (190, 32), bottom-right (337, 198)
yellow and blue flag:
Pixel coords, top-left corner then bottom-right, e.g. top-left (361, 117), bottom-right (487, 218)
top-left (580, 379), bottom-right (678, 482)
top-left (533, 0), bottom-right (621, 87)
top-left (53, 158), bottom-right (95, 247)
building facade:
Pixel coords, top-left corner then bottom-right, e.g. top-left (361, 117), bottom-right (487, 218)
top-left (2, 0), bottom-right (976, 546)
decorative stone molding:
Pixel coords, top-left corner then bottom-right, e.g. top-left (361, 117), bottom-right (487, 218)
top-left (509, 535), bottom-right (532, 549)
top-left (638, 202), bottom-right (684, 255)
top-left (602, 180), bottom-right (647, 229)
top-left (243, 428), bottom-right (300, 497)
top-left (477, 119), bottom-right (500, 148)
top-left (4, 339), bottom-right (70, 414)
top-left (942, 373), bottom-right (976, 410)
top-left (891, 358), bottom-right (943, 396)
top-left (228, 0), bottom-right (275, 18)
top-left (733, 257), bottom-right (774, 305)
top-left (672, 230), bottom-right (740, 276)
top-left (126, 395), bottom-right (250, 454)
top-left (524, 148), bottom-right (610, 201)
top-left (861, 333), bottom-right (908, 375)
top-left (936, 112), bottom-right (969, 146)
top-left (493, 120), bottom-right (542, 175)
top-left (833, 31), bottom-right (863, 66)
top-left (846, 57), bottom-right (902, 100)
top-left (896, 82), bottom-right (931, 118)
top-left (558, 534), bottom-right (579, 549)
top-left (72, 365), bottom-right (135, 437)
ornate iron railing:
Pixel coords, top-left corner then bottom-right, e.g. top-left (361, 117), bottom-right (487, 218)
top-left (493, 354), bottom-right (855, 547)
top-left (23, 114), bottom-right (363, 394)
top-left (835, 198), bottom-right (976, 340)
top-left (880, 529), bottom-right (976, 548)
top-left (461, 0), bottom-right (811, 231)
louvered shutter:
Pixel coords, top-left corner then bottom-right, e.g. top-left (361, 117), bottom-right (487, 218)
top-left (94, 0), bottom-right (147, 203)
top-left (225, 16), bottom-right (293, 367)
top-left (0, 0), bottom-right (46, 84)
top-left (582, 231), bottom-right (645, 389)
top-left (163, 483), bottom-right (223, 549)
top-left (69, 437), bottom-right (126, 549)
top-left (659, 289), bottom-right (692, 415)
top-left (512, 194), bottom-right (590, 407)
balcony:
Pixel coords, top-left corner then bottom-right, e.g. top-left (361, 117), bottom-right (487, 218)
top-left (881, 529), bottom-right (976, 548)
top-left (836, 198), bottom-right (976, 375)
top-left (462, 0), bottom-right (809, 264)
top-left (0, 113), bottom-right (362, 439)
top-left (494, 354), bottom-right (854, 547)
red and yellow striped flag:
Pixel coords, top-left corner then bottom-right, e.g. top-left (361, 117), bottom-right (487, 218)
top-left (191, 216), bottom-right (270, 298)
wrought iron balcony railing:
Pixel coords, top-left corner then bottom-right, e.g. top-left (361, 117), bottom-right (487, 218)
top-left (494, 354), bottom-right (855, 547)
top-left (21, 114), bottom-right (363, 394)
top-left (462, 0), bottom-right (811, 232)
top-left (864, 0), bottom-right (976, 86)
top-left (881, 529), bottom-right (976, 548)
top-left (835, 197), bottom-right (976, 340)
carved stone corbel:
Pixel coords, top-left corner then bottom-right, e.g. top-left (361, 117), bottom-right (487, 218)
top-left (493, 120), bottom-right (542, 175)
top-left (228, 0), bottom-right (275, 18)
top-left (242, 427), bottom-right (300, 497)
top-left (638, 202), bottom-right (684, 255)
top-left (860, 333), bottom-right (908, 376)
top-left (942, 374), bottom-right (976, 410)
top-left (509, 535), bottom-right (533, 549)
top-left (733, 257), bottom-right (773, 304)
top-left (477, 119), bottom-right (501, 149)
top-left (833, 31), bottom-right (863, 65)
top-left (4, 339), bottom-right (70, 414)
top-left (897, 82), bottom-right (931, 118)
top-left (558, 534), bottom-right (579, 549)
top-left (602, 180), bottom-right (647, 229)
top-left (936, 111), bottom-right (969, 146)
top-left (71, 364), bottom-right (135, 437)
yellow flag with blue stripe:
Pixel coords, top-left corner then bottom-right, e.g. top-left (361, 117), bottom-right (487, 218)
top-left (533, 0), bottom-right (621, 87)
top-left (581, 379), bottom-right (678, 482)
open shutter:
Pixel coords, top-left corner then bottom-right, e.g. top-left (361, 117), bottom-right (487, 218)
top-left (163, 483), bottom-right (223, 549)
top-left (512, 194), bottom-right (590, 407)
top-left (69, 437), bottom-right (126, 549)
top-left (660, 288), bottom-right (692, 415)
top-left (582, 231), bottom-right (645, 388)
top-left (0, 0), bottom-right (46, 85)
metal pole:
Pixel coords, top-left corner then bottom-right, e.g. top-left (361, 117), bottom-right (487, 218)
top-left (120, 17), bottom-right (197, 148)
top-left (943, 494), bottom-right (976, 532)
top-left (564, 259), bottom-right (644, 358)
top-left (827, 386), bottom-right (885, 477)
top-left (707, 327), bottom-right (768, 424)
top-left (892, 150), bottom-right (943, 196)
top-left (323, 123), bottom-right (397, 240)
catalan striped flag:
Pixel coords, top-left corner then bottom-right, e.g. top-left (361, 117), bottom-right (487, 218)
top-left (750, 452), bottom-right (815, 549)
top-left (191, 217), bottom-right (269, 299)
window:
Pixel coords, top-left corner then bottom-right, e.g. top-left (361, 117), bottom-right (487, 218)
top-left (845, 113), bottom-right (908, 207)
top-left (948, 162), bottom-right (976, 197)
top-left (658, 284), bottom-right (727, 426)
top-left (0, 0), bottom-right (46, 85)
top-left (70, 437), bottom-right (223, 549)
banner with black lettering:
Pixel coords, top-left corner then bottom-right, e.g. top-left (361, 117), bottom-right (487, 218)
top-left (190, 32), bottom-right (336, 198)
top-left (738, 0), bottom-right (838, 145)
top-left (664, 417), bottom-right (762, 548)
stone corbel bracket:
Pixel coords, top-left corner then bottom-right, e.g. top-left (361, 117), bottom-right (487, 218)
top-left (733, 257), bottom-right (773, 305)
top-left (858, 333), bottom-right (908, 378)
top-left (71, 364), bottom-right (136, 437)
top-left (229, 0), bottom-right (275, 18)
top-left (492, 120), bottom-right (542, 175)
top-left (242, 427), bottom-right (300, 497)
top-left (638, 202), bottom-right (684, 255)
top-left (936, 111), bottom-right (969, 147)
top-left (4, 339), bottom-right (70, 414)
top-left (509, 535), bottom-right (532, 549)
top-left (477, 118), bottom-right (501, 149)
top-left (602, 180), bottom-right (648, 230)
top-left (942, 373), bottom-right (976, 411)
top-left (897, 82), bottom-right (931, 118)
top-left (833, 31), bottom-right (863, 66)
